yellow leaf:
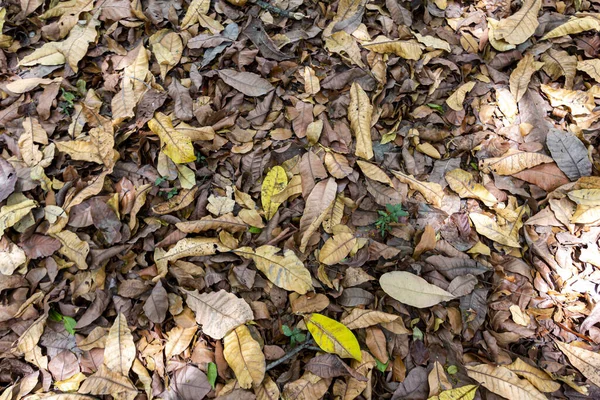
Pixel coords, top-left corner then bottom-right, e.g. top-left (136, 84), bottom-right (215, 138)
top-left (349, 82), bottom-right (374, 160)
top-left (494, 0), bottom-right (541, 45)
top-left (235, 245), bottom-right (313, 294)
top-left (305, 313), bottom-right (362, 361)
top-left (470, 213), bottom-right (521, 247)
top-left (445, 168), bottom-right (497, 207)
top-left (506, 357), bottom-right (561, 393)
top-left (150, 30), bottom-right (183, 81)
top-left (224, 325), bottom-right (266, 389)
top-left (104, 313), bottom-right (135, 375)
top-left (541, 84), bottom-right (595, 115)
top-left (357, 160), bottom-right (393, 186)
top-left (428, 385), bottom-right (478, 400)
top-left (18, 42), bottom-right (65, 67)
top-left (55, 372), bottom-right (86, 392)
top-left (79, 365), bottom-right (137, 397)
top-left (446, 81), bottom-right (476, 111)
top-left (0, 198), bottom-right (37, 239)
top-left (319, 232), bottom-right (357, 265)
top-left (510, 54), bottom-right (544, 102)
top-left (556, 341), bottom-right (600, 387)
top-left (380, 271), bottom-right (455, 308)
top-left (261, 166), bottom-right (288, 220)
top-left (542, 16), bottom-right (600, 40)
top-left (541, 49), bottom-right (576, 89)
top-left (466, 364), bottom-right (547, 400)
top-left (363, 36), bottom-right (423, 60)
top-left (569, 188), bottom-right (600, 206)
top-left (158, 237), bottom-right (228, 263)
top-left (255, 376), bottom-right (281, 400)
top-left (164, 325), bottom-right (197, 359)
top-left (181, 0), bottom-right (210, 29)
top-left (183, 289), bottom-right (254, 339)
top-left (479, 149), bottom-right (553, 175)
top-left (391, 170), bottom-right (444, 208)
top-left (148, 112), bottom-right (196, 164)
top-left (59, 16), bottom-right (99, 72)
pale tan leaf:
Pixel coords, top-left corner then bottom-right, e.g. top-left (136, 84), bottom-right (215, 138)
top-left (51, 230), bottom-right (89, 269)
top-left (470, 213), bottom-right (521, 248)
top-left (224, 325), bottom-right (266, 389)
top-left (324, 31), bottom-right (366, 68)
top-left (304, 66), bottom-right (320, 95)
top-left (324, 152), bottom-right (353, 179)
top-left (446, 81), bottom-right (476, 111)
top-left (79, 365), bottom-right (137, 397)
top-left (59, 17), bottom-right (99, 72)
top-left (16, 315), bottom-right (46, 355)
top-left (181, 0), bottom-right (210, 29)
top-left (487, 18), bottom-right (516, 51)
top-left (165, 325), bottom-right (197, 359)
top-left (0, 199), bottom-right (37, 238)
top-left (357, 160), bottom-right (393, 186)
top-left (282, 372), bottom-right (331, 400)
top-left (218, 70), bottom-right (274, 97)
top-left (152, 187), bottom-right (198, 215)
top-left (577, 59), bottom-right (600, 82)
top-left (349, 82), bottom-right (374, 160)
top-left (380, 271), bottom-right (455, 308)
top-left (479, 149), bottom-right (553, 175)
top-left (428, 361), bottom-right (452, 397)
top-left (255, 376), bottom-right (280, 400)
top-left (556, 341), bottom-right (600, 387)
top-left (150, 31), bottom-right (182, 81)
top-left (568, 189), bottom-right (600, 206)
top-left (235, 245), bottom-right (313, 294)
top-left (299, 178), bottom-right (338, 252)
top-left (506, 358), bottom-right (561, 393)
top-left (466, 364), bottom-right (547, 400)
top-left (541, 49), bottom-right (576, 88)
top-left (541, 84), bottom-right (595, 115)
top-left (55, 140), bottom-right (104, 164)
top-left (104, 313), bottom-right (135, 375)
top-left (340, 308), bottom-right (399, 330)
top-left (363, 36), bottom-right (422, 60)
top-left (158, 237), bottom-right (228, 263)
top-left (319, 233), bottom-right (357, 265)
top-left (5, 77), bottom-right (57, 94)
top-left (413, 32), bottom-right (450, 52)
top-left (18, 42), bottom-right (65, 67)
top-left (391, 170), bottom-right (444, 208)
top-left (445, 168), bottom-right (497, 207)
top-left (510, 54), bottom-right (544, 102)
top-left (183, 289), bottom-right (254, 339)
top-left (494, 0), bottom-right (541, 45)
top-left (542, 16), bottom-right (600, 40)
top-left (0, 239), bottom-right (26, 275)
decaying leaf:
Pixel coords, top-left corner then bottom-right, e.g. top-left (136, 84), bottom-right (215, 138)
top-left (445, 169), bottom-right (497, 207)
top-left (494, 0), bottom-right (541, 45)
top-left (466, 364), bottom-right (547, 400)
top-left (546, 129), bottom-right (592, 181)
top-left (470, 213), bottom-right (521, 248)
top-left (479, 149), bottom-right (553, 175)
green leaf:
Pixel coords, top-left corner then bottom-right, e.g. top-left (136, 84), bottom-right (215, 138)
top-left (63, 316), bottom-right (77, 335)
top-left (207, 362), bottom-right (217, 389)
top-left (282, 325), bottom-right (293, 337)
top-left (427, 103), bottom-right (444, 112)
top-left (249, 226), bottom-right (262, 234)
top-left (376, 359), bottom-right (388, 372)
top-left (413, 326), bottom-right (423, 341)
top-left (447, 365), bottom-right (458, 375)
top-left (49, 309), bottom-right (63, 322)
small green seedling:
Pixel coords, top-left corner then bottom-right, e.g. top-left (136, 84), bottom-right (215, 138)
top-left (155, 176), bottom-right (167, 186)
top-left (375, 203), bottom-right (408, 237)
top-left (59, 89), bottom-right (76, 115)
top-left (375, 359), bottom-right (389, 372)
top-left (49, 309), bottom-right (77, 335)
top-left (166, 188), bottom-right (178, 199)
top-left (282, 324), bottom-right (306, 347)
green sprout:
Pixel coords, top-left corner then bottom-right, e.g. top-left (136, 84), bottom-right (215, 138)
top-left (282, 324), bottom-right (306, 347)
top-left (375, 203), bottom-right (408, 237)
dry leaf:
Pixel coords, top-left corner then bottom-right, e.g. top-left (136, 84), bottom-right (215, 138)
top-left (470, 213), bottom-right (521, 248)
top-left (506, 357), bottom-right (561, 393)
top-left (542, 16), bottom-right (600, 40)
top-left (218, 70), bottom-right (274, 97)
top-left (494, 0), bottom-right (541, 45)
top-left (306, 313), bottom-right (362, 361)
top-left (223, 325), bottom-right (266, 388)
top-left (261, 166), bottom-right (288, 220)
top-left (348, 82), bottom-right (374, 160)
top-left (148, 112), bottom-right (196, 164)
top-left (509, 54), bottom-right (544, 102)
top-left (391, 170), bottom-right (444, 208)
top-left (446, 81), bottom-right (476, 111)
top-left (466, 364), bottom-right (547, 400)
top-left (479, 149), bottom-right (553, 175)
top-left (380, 271), bottom-right (455, 308)
top-left (363, 36), bottom-right (423, 60)
top-left (445, 168), bottom-right (497, 207)
top-left (556, 341), bottom-right (600, 387)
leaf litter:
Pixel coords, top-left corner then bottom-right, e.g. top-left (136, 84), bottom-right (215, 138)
top-left (1, 0), bottom-right (600, 398)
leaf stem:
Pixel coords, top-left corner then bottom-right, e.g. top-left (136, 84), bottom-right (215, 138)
top-left (265, 337), bottom-right (314, 371)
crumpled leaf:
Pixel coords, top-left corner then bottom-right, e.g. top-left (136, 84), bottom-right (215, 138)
top-left (234, 245), bottom-right (313, 294)
top-left (223, 325), bottom-right (266, 389)
top-left (183, 289), bottom-right (254, 339)
top-left (51, 230), bottom-right (89, 269)
top-left (506, 357), bottom-right (561, 393)
top-left (541, 49), bottom-right (576, 89)
top-left (445, 168), bottom-right (497, 207)
top-left (79, 365), bottom-right (137, 398)
top-left (470, 213), bottom-right (521, 248)
top-left (391, 170), bottom-right (444, 208)
top-left (319, 231), bottom-right (357, 265)
top-left (446, 81), bottom-right (476, 111)
top-left (0, 158), bottom-right (16, 203)
top-left (380, 271), bottom-right (455, 308)
top-left (157, 237), bottom-right (228, 263)
top-left (362, 36), bottom-right (422, 60)
top-left (0, 198), bottom-right (37, 238)
top-left (305, 313), bottom-right (362, 361)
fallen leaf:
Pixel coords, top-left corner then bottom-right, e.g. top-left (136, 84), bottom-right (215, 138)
top-left (506, 357), bottom-right (561, 393)
top-left (446, 81), bottom-right (476, 111)
top-left (148, 112), bottom-right (196, 164)
top-left (348, 82), bottom-right (374, 160)
top-left (380, 271), bottom-right (455, 308)
top-left (494, 0), bottom-right (541, 45)
top-left (104, 313), bottom-right (135, 375)
top-left (470, 213), bottom-right (521, 248)
top-left (466, 364), bottom-right (547, 400)
top-left (305, 313), bottom-right (362, 361)
top-left (546, 129), bottom-right (592, 181)
top-left (218, 70), bottom-right (274, 97)
top-left (223, 325), bottom-right (266, 388)
top-left (445, 168), bottom-right (497, 207)
top-left (261, 166), bottom-right (288, 220)
top-left (556, 341), bottom-right (600, 387)
top-left (510, 54), bottom-right (544, 102)
top-left (479, 149), bottom-right (553, 175)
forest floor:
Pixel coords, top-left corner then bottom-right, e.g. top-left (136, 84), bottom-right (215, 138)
top-left (1, 0), bottom-right (600, 398)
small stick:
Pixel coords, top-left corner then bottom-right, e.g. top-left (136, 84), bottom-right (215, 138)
top-left (253, 0), bottom-right (306, 19)
top-left (266, 338), bottom-right (314, 371)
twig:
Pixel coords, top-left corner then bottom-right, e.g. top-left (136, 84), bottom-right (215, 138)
top-left (253, 0), bottom-right (306, 19)
top-left (266, 338), bottom-right (314, 371)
